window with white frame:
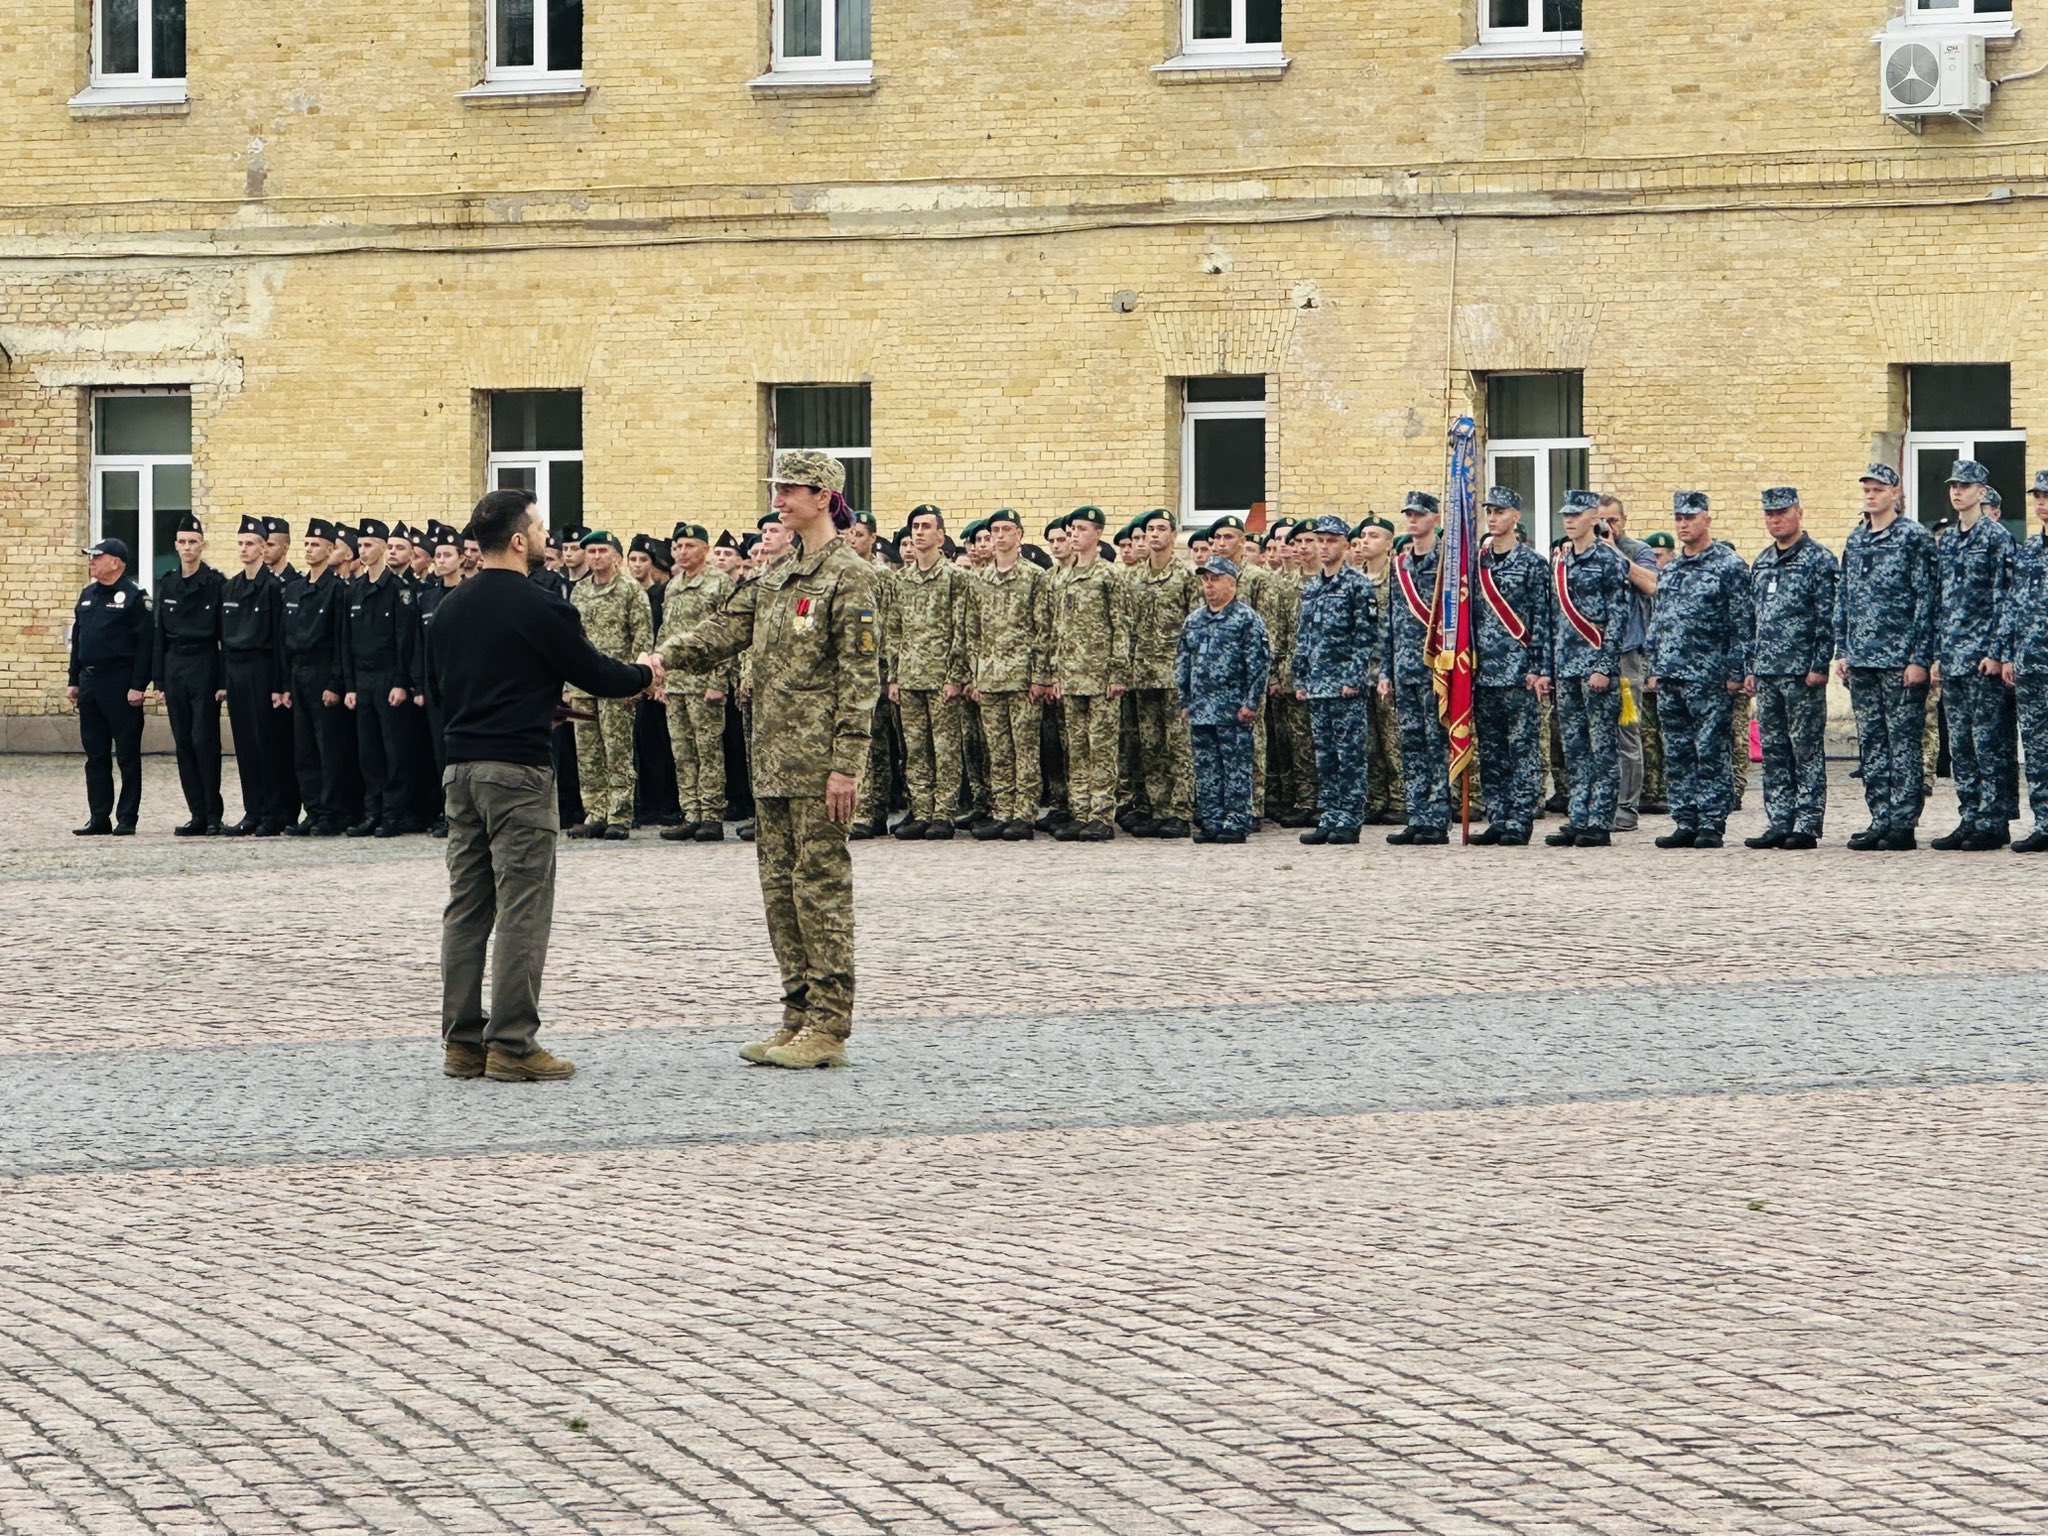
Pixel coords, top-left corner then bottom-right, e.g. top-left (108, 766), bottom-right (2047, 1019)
top-left (1478, 0), bottom-right (1583, 49)
top-left (769, 386), bottom-right (872, 513)
top-left (1482, 372), bottom-right (1589, 551)
top-left (487, 0), bottom-right (582, 83)
top-left (91, 390), bottom-right (193, 591)
top-left (1904, 364), bottom-right (2025, 536)
top-left (486, 391), bottom-right (584, 534)
top-left (1904, 0), bottom-right (2013, 26)
top-left (1183, 0), bottom-right (1282, 56)
top-left (1181, 378), bottom-right (1267, 524)
top-left (88, 0), bottom-right (186, 97)
top-left (771, 0), bottom-right (872, 79)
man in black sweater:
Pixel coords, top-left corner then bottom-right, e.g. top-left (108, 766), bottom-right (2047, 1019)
top-left (429, 489), bottom-right (659, 1083)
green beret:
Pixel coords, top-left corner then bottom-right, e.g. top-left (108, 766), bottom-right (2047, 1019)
top-left (987, 508), bottom-right (1021, 529)
top-left (1359, 515), bottom-right (1394, 534)
top-left (1645, 531), bottom-right (1675, 550)
top-left (960, 518), bottom-right (988, 543)
top-left (852, 509), bottom-right (877, 530)
top-left (1393, 533), bottom-right (1413, 552)
top-left (756, 510), bottom-right (782, 529)
top-left (580, 528), bottom-right (622, 551)
top-left (1111, 522), bottom-right (1137, 545)
top-left (1068, 505), bottom-right (1106, 528)
top-left (671, 522), bottom-right (709, 544)
top-left (1044, 514), bottom-right (1070, 537)
top-left (1139, 508), bottom-right (1175, 531)
top-left (1208, 514), bottom-right (1246, 535)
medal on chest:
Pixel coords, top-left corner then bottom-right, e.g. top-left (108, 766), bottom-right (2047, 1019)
top-left (793, 596), bottom-right (815, 634)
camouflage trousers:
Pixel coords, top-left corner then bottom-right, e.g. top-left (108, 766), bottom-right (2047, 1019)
top-left (855, 697), bottom-right (897, 826)
top-left (980, 691), bottom-right (1042, 823)
top-left (1640, 691), bottom-right (1666, 806)
top-left (754, 795), bottom-right (855, 1041)
top-left (1728, 689), bottom-right (1753, 802)
top-left (1367, 687), bottom-right (1404, 816)
top-left (1543, 694), bottom-right (1569, 805)
top-left (1474, 684), bottom-right (1541, 833)
top-left (664, 690), bottom-right (726, 823)
top-left (1943, 669), bottom-right (2012, 832)
top-left (959, 695), bottom-right (992, 818)
top-left (1117, 692), bottom-right (1142, 812)
top-left (1395, 681), bottom-right (1450, 832)
top-left (1556, 677), bottom-right (1621, 831)
top-left (573, 696), bottom-right (637, 825)
top-left (1308, 695), bottom-right (1369, 831)
top-left (899, 688), bottom-right (962, 824)
top-left (1922, 682), bottom-right (1941, 797)
top-left (1131, 687), bottom-right (1194, 821)
top-left (1190, 720), bottom-right (1255, 836)
top-left (1659, 679), bottom-right (1736, 834)
top-left (1040, 698), bottom-right (1069, 814)
top-left (1062, 692), bottom-right (1121, 826)
top-left (1754, 676), bottom-right (1828, 836)
top-left (1848, 668), bottom-right (1928, 832)
top-left (2018, 674), bottom-right (2048, 825)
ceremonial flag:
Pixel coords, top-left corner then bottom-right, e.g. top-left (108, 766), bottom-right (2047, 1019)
top-left (1427, 417), bottom-right (1479, 787)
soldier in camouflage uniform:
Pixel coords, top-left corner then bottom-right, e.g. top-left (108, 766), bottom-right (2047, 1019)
top-left (1263, 523), bottom-right (1318, 826)
top-left (1548, 491), bottom-right (1632, 847)
top-left (656, 523), bottom-right (735, 843)
top-left (567, 530), bottom-right (653, 839)
top-left (1035, 513), bottom-right (1073, 830)
top-left (1178, 557), bottom-right (1271, 843)
top-left (1931, 459), bottom-right (2015, 850)
top-left (1645, 493), bottom-right (1753, 849)
top-left (652, 450), bottom-right (880, 1070)
top-left (1294, 514), bottom-right (1378, 845)
top-left (1382, 491), bottom-right (1448, 844)
top-left (848, 510), bottom-right (899, 839)
top-left (1471, 489), bottom-right (1552, 846)
top-left (1639, 530), bottom-right (1673, 812)
top-left (2003, 470), bottom-right (2048, 851)
top-left (1744, 488), bottom-right (1838, 849)
top-left (953, 516), bottom-right (997, 832)
top-left (1205, 515), bottom-right (1289, 831)
top-left (1352, 515), bottom-right (1406, 825)
top-left (887, 504), bottom-right (971, 840)
top-left (963, 508), bottom-right (1052, 839)
top-left (1125, 509), bottom-right (1199, 837)
top-left (1049, 506), bottom-right (1132, 840)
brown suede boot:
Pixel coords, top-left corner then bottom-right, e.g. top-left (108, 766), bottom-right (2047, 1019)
top-left (762, 1028), bottom-right (849, 1069)
top-left (484, 1046), bottom-right (576, 1082)
top-left (739, 1027), bottom-right (800, 1065)
top-left (442, 1043), bottom-right (487, 1079)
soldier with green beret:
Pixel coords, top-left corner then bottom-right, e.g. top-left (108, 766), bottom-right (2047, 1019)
top-left (567, 529), bottom-right (653, 840)
top-left (1049, 506), bottom-right (1131, 839)
top-left (1125, 508), bottom-right (1198, 837)
top-left (885, 503), bottom-right (971, 839)
top-left (963, 507), bottom-right (1053, 839)
top-left (656, 522), bottom-right (737, 842)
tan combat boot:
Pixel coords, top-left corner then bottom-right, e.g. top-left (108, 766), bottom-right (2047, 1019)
top-left (484, 1046), bottom-right (577, 1082)
top-left (442, 1042), bottom-right (487, 1079)
top-left (762, 1028), bottom-right (848, 1069)
top-left (738, 1027), bottom-right (800, 1065)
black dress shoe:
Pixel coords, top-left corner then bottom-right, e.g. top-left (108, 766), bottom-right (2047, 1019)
top-left (1300, 827), bottom-right (1332, 845)
top-left (71, 818), bottom-right (111, 836)
top-left (345, 820), bottom-right (379, 838)
top-left (281, 820), bottom-right (313, 838)
top-left (112, 822), bottom-right (136, 836)
top-left (1929, 824), bottom-right (1970, 850)
top-left (1544, 827), bottom-right (1579, 847)
top-left (207, 821), bottom-right (227, 836)
top-left (174, 818), bottom-right (207, 837)
top-left (220, 819), bottom-right (256, 838)
top-left (311, 821), bottom-right (344, 837)
top-left (891, 819), bottom-right (928, 840)
top-left (1470, 825), bottom-right (1503, 846)
top-left (1781, 832), bottom-right (1818, 850)
top-left (253, 824), bottom-right (284, 838)
top-left (1694, 830), bottom-right (1724, 849)
top-left (1384, 825), bottom-right (1421, 845)
top-left (1575, 828), bottom-right (1611, 847)
top-left (1655, 827), bottom-right (1698, 849)
top-left (1744, 828), bottom-right (1788, 850)
top-left (694, 822), bottom-right (725, 842)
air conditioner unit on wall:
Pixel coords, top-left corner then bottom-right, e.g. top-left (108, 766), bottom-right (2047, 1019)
top-left (1880, 31), bottom-right (1990, 123)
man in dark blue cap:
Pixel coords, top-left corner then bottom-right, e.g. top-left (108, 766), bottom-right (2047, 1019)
top-left (280, 517), bottom-right (353, 835)
top-left (2005, 470), bottom-right (2048, 851)
top-left (151, 511), bottom-right (226, 834)
top-left (1380, 491), bottom-right (1447, 844)
top-left (1931, 458), bottom-right (2015, 850)
top-left (1645, 493), bottom-right (1752, 850)
top-left (1470, 487), bottom-right (1551, 846)
top-left (1745, 487), bottom-right (1837, 849)
top-left (67, 538), bottom-right (153, 834)
top-left (1178, 556), bottom-right (1270, 842)
top-left (1293, 513), bottom-right (1377, 844)
top-left (220, 514), bottom-right (293, 835)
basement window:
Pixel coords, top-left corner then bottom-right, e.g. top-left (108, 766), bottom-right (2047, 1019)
top-left (74, 0), bottom-right (187, 107)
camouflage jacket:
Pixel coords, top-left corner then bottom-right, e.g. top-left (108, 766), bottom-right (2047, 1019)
top-left (1474, 541), bottom-right (1553, 688)
top-left (1645, 543), bottom-right (1752, 684)
top-left (1177, 600), bottom-right (1272, 725)
top-left (1936, 513), bottom-right (2012, 672)
top-left (568, 575), bottom-right (652, 699)
top-left (2003, 532), bottom-right (2048, 675)
top-left (656, 534), bottom-right (880, 795)
top-left (1292, 564), bottom-right (1377, 698)
top-left (964, 559), bottom-right (1052, 693)
top-left (887, 558), bottom-right (970, 692)
top-left (1834, 515), bottom-right (1937, 671)
top-left (654, 567), bottom-right (736, 694)
top-left (1238, 563), bottom-right (1294, 691)
top-left (1749, 535), bottom-right (1838, 678)
top-left (1050, 559), bottom-right (1133, 696)
top-left (1551, 540), bottom-right (1630, 680)
top-left (1128, 560), bottom-right (1201, 690)
top-left (1383, 546), bottom-right (1439, 688)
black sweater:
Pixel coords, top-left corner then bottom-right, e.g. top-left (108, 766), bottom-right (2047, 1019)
top-left (430, 568), bottom-right (653, 766)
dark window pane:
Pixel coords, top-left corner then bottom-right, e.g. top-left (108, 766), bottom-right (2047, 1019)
top-left (97, 394), bottom-right (192, 454)
top-left (1543, 0), bottom-right (1581, 29)
top-left (783, 0), bottom-right (821, 57)
top-left (1493, 453), bottom-right (1537, 541)
top-left (1186, 376), bottom-right (1266, 403)
top-left (497, 0), bottom-right (536, 68)
top-left (1490, 0), bottom-right (1530, 26)
top-left (151, 489), bottom-right (188, 588)
top-left (842, 457), bottom-right (871, 516)
top-left (495, 464), bottom-right (538, 495)
top-left (836, 0), bottom-right (870, 61)
top-left (773, 385), bottom-right (870, 451)
top-left (547, 0), bottom-right (580, 71)
top-left (152, 0), bottom-right (184, 77)
top-left (1980, 438), bottom-right (2028, 539)
top-left (1910, 364), bottom-right (2011, 431)
top-left (548, 459), bottom-right (584, 528)
top-left (1486, 372), bottom-right (1582, 439)
top-left (490, 391), bottom-right (582, 452)
top-left (1912, 446), bottom-right (1955, 529)
top-left (102, 0), bottom-right (140, 75)
top-left (1192, 417), bottom-right (1266, 514)
top-left (1192, 0), bottom-right (1233, 41)
top-left (1246, 0), bottom-right (1281, 45)
top-left (101, 471), bottom-right (141, 571)
top-left (1549, 446), bottom-right (1589, 502)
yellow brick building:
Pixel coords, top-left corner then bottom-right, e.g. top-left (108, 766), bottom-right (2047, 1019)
top-left (4, 0), bottom-right (2046, 727)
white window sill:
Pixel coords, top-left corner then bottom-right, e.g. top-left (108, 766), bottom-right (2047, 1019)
top-left (1448, 38), bottom-right (1586, 67)
top-left (1879, 19), bottom-right (2018, 42)
top-left (458, 76), bottom-right (588, 105)
top-left (749, 66), bottom-right (876, 94)
top-left (69, 82), bottom-right (190, 116)
top-left (1153, 50), bottom-right (1290, 81)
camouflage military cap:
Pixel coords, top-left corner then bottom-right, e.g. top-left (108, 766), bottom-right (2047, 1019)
top-left (358, 518), bottom-right (391, 541)
top-left (671, 522), bottom-right (709, 544)
top-left (1402, 491), bottom-right (1442, 517)
top-left (1394, 533), bottom-right (1413, 552)
top-left (764, 448), bottom-right (846, 493)
top-left (1672, 490), bottom-right (1710, 516)
top-left (1946, 458), bottom-right (1990, 487)
top-left (237, 515), bottom-right (267, 537)
top-left (1069, 505), bottom-right (1106, 528)
top-left (580, 528), bottom-right (622, 551)
top-left (1207, 514), bottom-right (1245, 534)
top-left (1483, 486), bottom-right (1524, 512)
top-left (987, 507), bottom-right (1021, 529)
top-left (2033, 470), bottom-right (2048, 496)
top-left (1986, 487), bottom-right (2004, 510)
top-left (1139, 507), bottom-right (1175, 531)
top-left (757, 510), bottom-right (782, 529)
top-left (1309, 514), bottom-right (1350, 537)
top-left (1358, 514), bottom-right (1394, 534)
top-left (1562, 490), bottom-right (1601, 513)
top-left (1858, 463), bottom-right (1901, 487)
top-left (1198, 556), bottom-right (1241, 579)
top-left (1645, 530), bottom-right (1675, 550)
top-left (1761, 487), bottom-right (1799, 512)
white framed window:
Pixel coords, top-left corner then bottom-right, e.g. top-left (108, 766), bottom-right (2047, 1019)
top-left (1181, 0), bottom-right (1282, 57)
top-left (1181, 377), bottom-right (1267, 525)
top-left (91, 389), bottom-right (193, 591)
top-left (767, 0), bottom-right (873, 83)
top-left (78, 0), bottom-right (187, 105)
top-left (1482, 372), bottom-right (1589, 553)
top-left (1903, 0), bottom-right (2013, 27)
top-left (1470, 0), bottom-right (1583, 57)
top-left (769, 385), bottom-right (872, 513)
top-left (486, 0), bottom-right (582, 84)
top-left (1903, 364), bottom-right (2025, 534)
top-left (486, 391), bottom-right (584, 534)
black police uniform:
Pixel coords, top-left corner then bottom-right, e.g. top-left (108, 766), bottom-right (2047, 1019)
top-left (68, 576), bottom-right (153, 829)
top-left (634, 577), bottom-right (681, 824)
top-left (220, 564), bottom-right (292, 833)
top-left (151, 559), bottom-right (225, 830)
top-left (342, 565), bottom-right (417, 834)
top-left (412, 576), bottom-right (459, 825)
top-left (282, 566), bottom-right (352, 833)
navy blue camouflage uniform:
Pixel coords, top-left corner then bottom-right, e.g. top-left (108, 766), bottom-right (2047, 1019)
top-left (1384, 545), bottom-right (1447, 831)
top-left (1551, 539), bottom-right (1631, 831)
top-left (1750, 530), bottom-right (1838, 837)
top-left (1937, 512), bottom-right (2014, 834)
top-left (1177, 593), bottom-right (1272, 837)
top-left (1835, 508), bottom-right (1936, 833)
top-left (1646, 539), bottom-right (1753, 835)
top-left (1473, 540), bottom-right (1552, 836)
top-left (2003, 522), bottom-right (2048, 834)
top-left (1293, 556), bottom-right (1378, 832)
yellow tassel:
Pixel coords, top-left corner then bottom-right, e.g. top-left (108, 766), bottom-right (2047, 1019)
top-left (1618, 677), bottom-right (1638, 727)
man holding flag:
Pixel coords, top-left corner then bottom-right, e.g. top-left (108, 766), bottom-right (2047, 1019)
top-left (1469, 487), bottom-right (1553, 845)
top-left (1381, 490), bottom-right (1451, 845)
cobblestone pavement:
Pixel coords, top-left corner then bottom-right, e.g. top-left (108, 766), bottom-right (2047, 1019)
top-left (3, 754), bottom-right (2046, 1535)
